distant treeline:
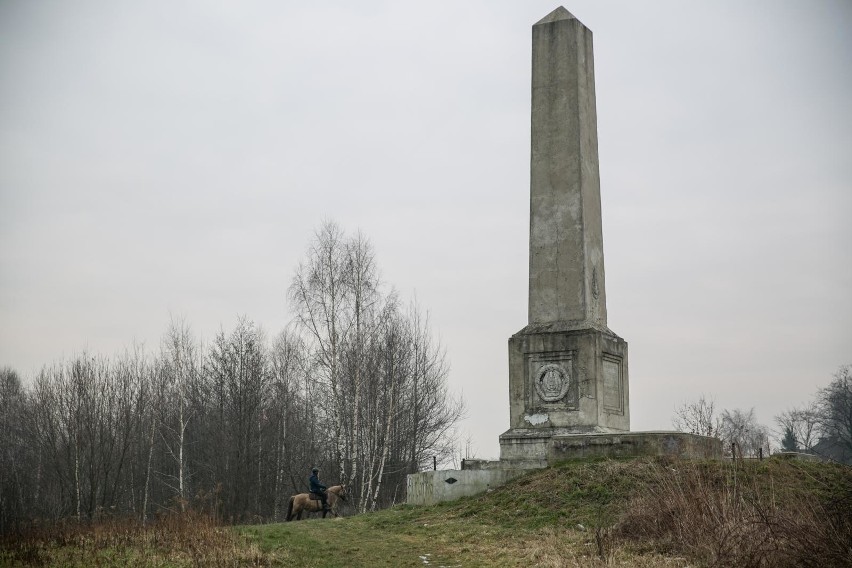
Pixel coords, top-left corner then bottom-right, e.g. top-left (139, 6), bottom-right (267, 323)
top-left (0, 222), bottom-right (464, 532)
top-left (672, 364), bottom-right (852, 465)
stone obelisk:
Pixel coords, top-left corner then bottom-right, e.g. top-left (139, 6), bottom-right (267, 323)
top-left (407, 9), bottom-right (719, 504)
top-left (500, 7), bottom-right (630, 464)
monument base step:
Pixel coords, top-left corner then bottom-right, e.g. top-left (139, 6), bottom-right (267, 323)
top-left (500, 430), bottom-right (722, 462)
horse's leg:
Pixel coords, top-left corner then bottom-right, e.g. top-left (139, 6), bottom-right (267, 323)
top-left (327, 495), bottom-right (338, 518)
top-left (291, 497), bottom-right (301, 521)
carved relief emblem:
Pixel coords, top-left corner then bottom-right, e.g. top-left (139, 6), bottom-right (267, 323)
top-left (535, 363), bottom-right (570, 402)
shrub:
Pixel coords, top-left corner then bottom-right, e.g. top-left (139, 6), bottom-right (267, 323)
top-left (616, 459), bottom-right (852, 568)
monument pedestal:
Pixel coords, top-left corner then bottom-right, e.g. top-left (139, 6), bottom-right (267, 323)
top-left (500, 321), bottom-right (629, 462)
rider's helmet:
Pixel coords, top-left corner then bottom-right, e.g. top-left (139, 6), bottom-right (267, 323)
top-left (312, 467), bottom-right (319, 473)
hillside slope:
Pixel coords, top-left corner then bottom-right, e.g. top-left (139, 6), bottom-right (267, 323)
top-left (2, 456), bottom-right (848, 567)
top-left (238, 456), bottom-right (852, 568)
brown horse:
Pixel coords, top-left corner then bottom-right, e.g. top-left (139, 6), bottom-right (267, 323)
top-left (286, 485), bottom-right (347, 521)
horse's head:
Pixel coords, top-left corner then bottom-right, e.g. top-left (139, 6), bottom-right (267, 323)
top-left (330, 484), bottom-right (347, 502)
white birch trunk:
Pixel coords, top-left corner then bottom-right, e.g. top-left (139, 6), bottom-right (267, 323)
top-left (371, 372), bottom-right (396, 512)
top-left (142, 417), bottom-right (155, 524)
top-left (274, 412), bottom-right (286, 521)
top-left (178, 401), bottom-right (186, 510)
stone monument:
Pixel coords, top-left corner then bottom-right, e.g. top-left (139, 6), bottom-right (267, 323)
top-left (406, 6), bottom-right (721, 506)
top-left (499, 6), bottom-right (630, 463)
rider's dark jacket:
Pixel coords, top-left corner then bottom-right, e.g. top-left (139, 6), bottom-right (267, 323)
top-left (309, 473), bottom-right (327, 495)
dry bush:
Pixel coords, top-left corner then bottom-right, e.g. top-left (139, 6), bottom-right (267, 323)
top-left (616, 460), bottom-right (852, 568)
top-left (0, 510), bottom-right (269, 567)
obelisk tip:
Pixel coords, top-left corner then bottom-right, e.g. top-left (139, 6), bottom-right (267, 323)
top-left (534, 6), bottom-right (577, 26)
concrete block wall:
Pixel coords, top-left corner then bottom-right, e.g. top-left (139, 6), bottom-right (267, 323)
top-left (405, 468), bottom-right (527, 506)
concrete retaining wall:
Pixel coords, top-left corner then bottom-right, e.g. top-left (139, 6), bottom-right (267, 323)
top-left (406, 468), bottom-right (527, 506)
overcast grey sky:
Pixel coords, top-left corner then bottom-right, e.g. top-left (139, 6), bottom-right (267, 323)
top-left (2, 1), bottom-right (850, 458)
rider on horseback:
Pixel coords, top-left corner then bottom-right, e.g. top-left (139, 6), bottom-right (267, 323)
top-left (309, 467), bottom-right (329, 512)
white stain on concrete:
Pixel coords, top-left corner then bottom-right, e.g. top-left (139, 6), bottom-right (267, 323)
top-left (524, 413), bottom-right (549, 426)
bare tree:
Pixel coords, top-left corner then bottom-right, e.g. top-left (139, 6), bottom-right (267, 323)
top-left (20, 354), bottom-right (149, 522)
top-left (289, 221), bottom-right (353, 483)
top-left (0, 368), bottom-right (28, 532)
top-left (775, 403), bottom-right (820, 452)
top-left (402, 301), bottom-right (463, 472)
top-left (343, 230), bottom-right (381, 498)
top-left (288, 222), bottom-right (466, 511)
top-left (268, 329), bottom-right (310, 520)
top-left (817, 364), bottom-right (852, 458)
top-left (26, 365), bottom-right (66, 520)
top-left (719, 408), bottom-right (770, 458)
top-left (204, 317), bottom-right (270, 519)
top-left (672, 395), bottom-right (721, 437)
top-left (156, 319), bottom-right (201, 511)
top-left (103, 345), bottom-right (149, 516)
top-left (139, 359), bottom-right (161, 524)
top-left (361, 305), bottom-right (409, 512)
top-left (0, 221), bottom-right (467, 528)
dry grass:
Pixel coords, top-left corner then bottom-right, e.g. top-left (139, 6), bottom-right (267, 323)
top-left (0, 510), bottom-right (272, 567)
top-left (616, 459), bottom-right (852, 568)
top-left (509, 527), bottom-right (694, 568)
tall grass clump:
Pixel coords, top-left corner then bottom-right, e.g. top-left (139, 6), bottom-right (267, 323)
top-left (616, 458), bottom-right (852, 568)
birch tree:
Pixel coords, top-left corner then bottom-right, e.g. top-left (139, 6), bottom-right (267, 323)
top-left (157, 319), bottom-right (200, 510)
top-left (288, 222), bottom-right (465, 510)
top-left (289, 221), bottom-right (356, 483)
top-left (342, 230), bottom-right (381, 495)
top-left (268, 329), bottom-right (310, 519)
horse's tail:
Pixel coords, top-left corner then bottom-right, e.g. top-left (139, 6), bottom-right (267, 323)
top-left (285, 496), bottom-right (294, 522)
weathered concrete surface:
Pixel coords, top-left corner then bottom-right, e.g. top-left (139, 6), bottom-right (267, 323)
top-left (505, 326), bottom-right (629, 434)
top-left (499, 7), bottom-right (630, 462)
top-left (406, 468), bottom-right (527, 506)
top-left (463, 458), bottom-right (547, 470)
top-left (501, 431), bottom-right (723, 462)
top-left (529, 6), bottom-right (605, 327)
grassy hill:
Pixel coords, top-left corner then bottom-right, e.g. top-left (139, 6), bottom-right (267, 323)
top-left (236, 457), bottom-right (852, 567)
top-left (3, 456), bottom-right (850, 567)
